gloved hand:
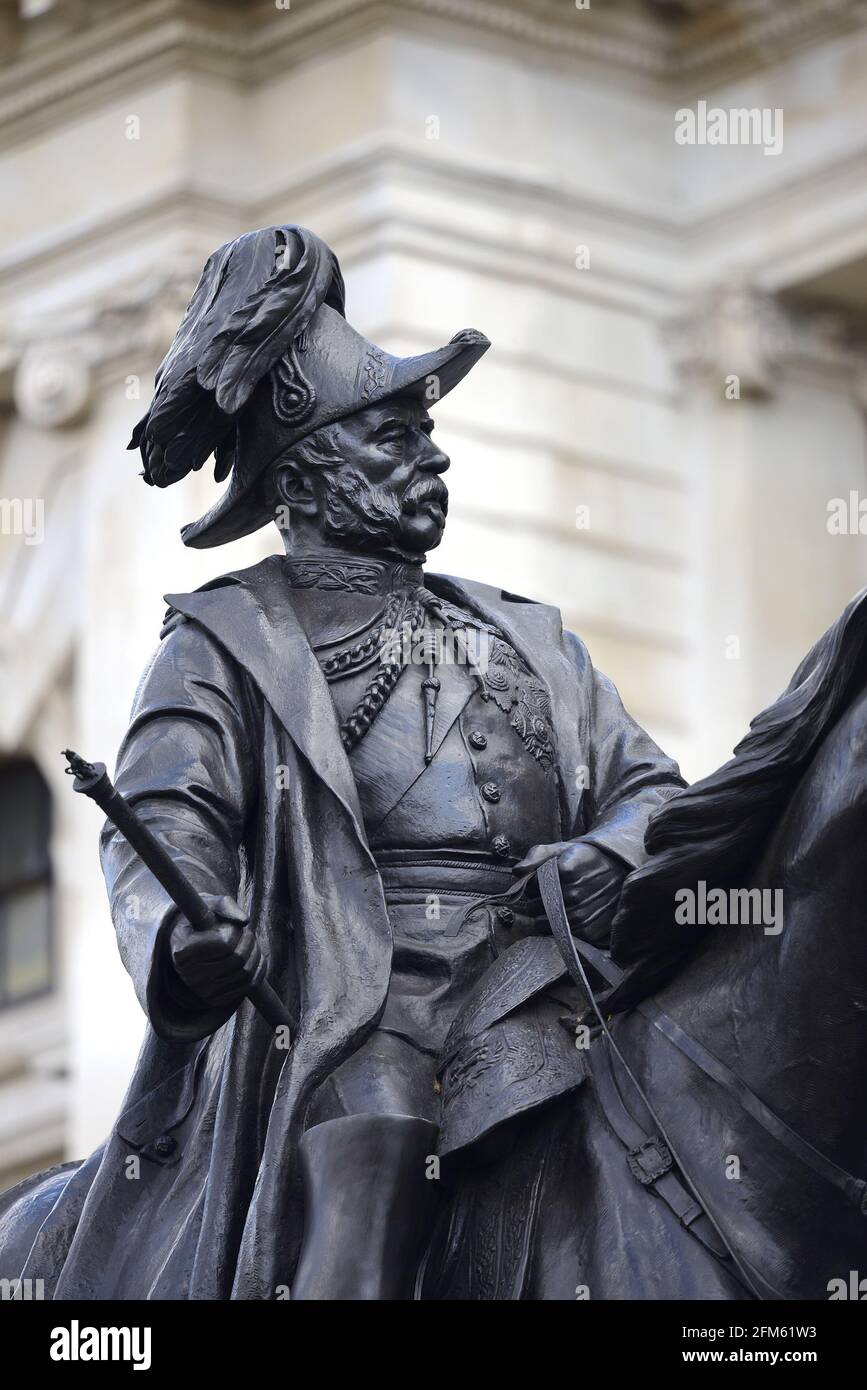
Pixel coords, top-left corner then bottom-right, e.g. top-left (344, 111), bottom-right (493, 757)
top-left (514, 839), bottom-right (627, 945)
top-left (168, 894), bottom-right (263, 1009)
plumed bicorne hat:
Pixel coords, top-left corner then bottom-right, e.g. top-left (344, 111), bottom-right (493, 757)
top-left (130, 224), bottom-right (490, 548)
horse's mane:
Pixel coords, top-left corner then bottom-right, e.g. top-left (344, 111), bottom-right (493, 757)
top-left (613, 586), bottom-right (867, 966)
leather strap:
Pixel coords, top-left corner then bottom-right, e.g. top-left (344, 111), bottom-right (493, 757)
top-left (589, 1037), bottom-right (729, 1259)
top-left (635, 993), bottom-right (867, 1212)
top-left (536, 855), bottom-right (760, 1295)
top-left (536, 857), bottom-right (867, 1216)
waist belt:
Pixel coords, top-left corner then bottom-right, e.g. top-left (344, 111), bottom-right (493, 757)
top-left (373, 850), bottom-right (553, 940)
top-left (374, 849), bottom-right (518, 901)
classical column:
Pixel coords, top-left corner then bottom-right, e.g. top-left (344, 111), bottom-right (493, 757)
top-left (670, 282), bottom-right (867, 779)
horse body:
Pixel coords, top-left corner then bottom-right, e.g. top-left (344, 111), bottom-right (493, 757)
top-left (620, 676), bottom-right (867, 1299)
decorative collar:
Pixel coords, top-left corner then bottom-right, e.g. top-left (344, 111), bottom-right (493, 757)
top-left (283, 552), bottom-right (425, 594)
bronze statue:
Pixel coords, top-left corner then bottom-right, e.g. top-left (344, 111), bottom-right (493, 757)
top-left (1, 225), bottom-right (865, 1300)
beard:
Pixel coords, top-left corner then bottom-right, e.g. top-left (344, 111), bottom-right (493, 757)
top-left (319, 468), bottom-right (448, 557)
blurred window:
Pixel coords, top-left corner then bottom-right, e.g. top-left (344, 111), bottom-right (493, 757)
top-left (0, 760), bottom-right (53, 1007)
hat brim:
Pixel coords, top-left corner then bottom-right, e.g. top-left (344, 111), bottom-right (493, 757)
top-left (181, 331), bottom-right (489, 549)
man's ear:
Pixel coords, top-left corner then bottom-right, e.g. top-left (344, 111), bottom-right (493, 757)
top-left (273, 463), bottom-right (318, 516)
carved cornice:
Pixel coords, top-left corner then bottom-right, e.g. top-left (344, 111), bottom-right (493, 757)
top-left (0, 260), bottom-right (197, 425)
top-left (669, 0), bottom-right (867, 78)
top-left (11, 270), bottom-right (867, 430)
top-left (2, 0), bottom-right (866, 142)
top-left (668, 281), bottom-right (867, 398)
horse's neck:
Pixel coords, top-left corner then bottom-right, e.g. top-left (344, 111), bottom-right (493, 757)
top-left (661, 679), bottom-right (867, 1176)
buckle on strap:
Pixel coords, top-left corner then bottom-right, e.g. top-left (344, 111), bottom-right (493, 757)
top-left (627, 1136), bottom-right (673, 1186)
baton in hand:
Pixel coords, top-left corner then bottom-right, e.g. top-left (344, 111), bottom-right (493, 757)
top-left (61, 749), bottom-right (292, 1033)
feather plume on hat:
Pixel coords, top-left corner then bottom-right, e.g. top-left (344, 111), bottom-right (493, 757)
top-left (128, 225), bottom-right (345, 488)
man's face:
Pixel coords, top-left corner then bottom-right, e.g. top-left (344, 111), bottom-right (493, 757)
top-left (310, 397), bottom-right (451, 557)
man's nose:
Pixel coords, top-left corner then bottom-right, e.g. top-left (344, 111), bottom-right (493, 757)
top-left (414, 432), bottom-right (450, 475)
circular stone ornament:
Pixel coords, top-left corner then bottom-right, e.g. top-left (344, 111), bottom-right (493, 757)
top-left (14, 345), bottom-right (92, 428)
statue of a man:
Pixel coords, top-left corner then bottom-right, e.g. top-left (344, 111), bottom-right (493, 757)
top-left (27, 226), bottom-right (687, 1299)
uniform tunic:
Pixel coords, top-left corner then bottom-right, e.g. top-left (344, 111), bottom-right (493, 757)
top-left (305, 589), bottom-right (572, 1125)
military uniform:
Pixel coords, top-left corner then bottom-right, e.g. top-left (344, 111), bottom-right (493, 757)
top-left (284, 559), bottom-right (681, 1159)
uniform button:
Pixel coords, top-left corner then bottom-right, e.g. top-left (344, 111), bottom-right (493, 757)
top-left (496, 906), bottom-right (515, 927)
top-left (154, 1134), bottom-right (177, 1158)
top-left (481, 782), bottom-right (501, 803)
top-left (492, 834), bottom-right (511, 859)
top-left (468, 731), bottom-right (488, 750)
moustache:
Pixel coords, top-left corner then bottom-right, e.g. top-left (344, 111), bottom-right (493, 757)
top-left (403, 477), bottom-right (449, 515)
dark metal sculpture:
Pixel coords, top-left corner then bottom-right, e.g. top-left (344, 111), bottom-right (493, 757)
top-left (1, 224), bottom-right (865, 1300)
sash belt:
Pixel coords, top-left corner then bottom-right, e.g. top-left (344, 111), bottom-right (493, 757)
top-left (373, 849), bottom-right (550, 931)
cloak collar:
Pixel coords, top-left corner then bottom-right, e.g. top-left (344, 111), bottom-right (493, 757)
top-left (165, 556), bottom-right (370, 855)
